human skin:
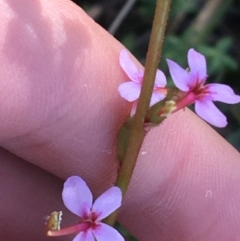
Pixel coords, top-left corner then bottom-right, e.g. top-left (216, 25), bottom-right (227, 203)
top-left (0, 0), bottom-right (240, 240)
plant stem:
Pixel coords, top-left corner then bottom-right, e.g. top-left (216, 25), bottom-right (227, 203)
top-left (105, 0), bottom-right (172, 225)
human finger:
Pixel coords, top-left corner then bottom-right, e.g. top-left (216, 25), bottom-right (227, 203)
top-left (0, 147), bottom-right (77, 241)
top-left (1, 1), bottom-right (240, 241)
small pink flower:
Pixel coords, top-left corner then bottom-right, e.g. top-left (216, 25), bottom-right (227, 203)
top-left (118, 49), bottom-right (167, 113)
top-left (46, 176), bottom-right (124, 241)
top-left (167, 48), bottom-right (240, 127)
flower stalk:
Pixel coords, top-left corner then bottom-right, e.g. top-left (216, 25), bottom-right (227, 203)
top-left (105, 0), bottom-right (172, 226)
top-left (47, 222), bottom-right (90, 237)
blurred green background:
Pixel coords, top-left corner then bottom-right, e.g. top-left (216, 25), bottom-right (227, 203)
top-left (71, 0), bottom-right (240, 239)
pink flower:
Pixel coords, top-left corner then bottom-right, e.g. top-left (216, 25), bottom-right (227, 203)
top-left (118, 49), bottom-right (167, 113)
top-left (46, 176), bottom-right (124, 241)
top-left (167, 48), bottom-right (240, 127)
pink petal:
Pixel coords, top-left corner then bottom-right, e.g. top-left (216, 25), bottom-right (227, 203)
top-left (166, 59), bottom-right (191, 91)
top-left (92, 187), bottom-right (122, 221)
top-left (118, 82), bottom-right (141, 102)
top-left (206, 83), bottom-right (240, 104)
top-left (119, 49), bottom-right (143, 83)
top-left (72, 230), bottom-right (95, 241)
top-left (154, 69), bottom-right (167, 87)
top-left (130, 101), bottom-right (138, 116)
top-left (187, 48), bottom-right (207, 80)
top-left (92, 223), bottom-right (124, 241)
top-left (150, 92), bottom-right (165, 106)
top-left (62, 176), bottom-right (92, 218)
top-left (195, 100), bottom-right (227, 127)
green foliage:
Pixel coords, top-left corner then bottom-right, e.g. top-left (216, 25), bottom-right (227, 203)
top-left (162, 36), bottom-right (238, 77)
top-left (121, 33), bottom-right (137, 51)
top-left (138, 0), bottom-right (157, 19)
top-left (170, 0), bottom-right (197, 16)
top-left (199, 38), bottom-right (238, 74)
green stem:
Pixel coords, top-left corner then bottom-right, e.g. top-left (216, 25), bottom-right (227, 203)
top-left (105, 0), bottom-right (172, 225)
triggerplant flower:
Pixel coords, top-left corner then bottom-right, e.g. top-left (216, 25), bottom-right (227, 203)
top-left (167, 48), bottom-right (240, 127)
top-left (118, 49), bottom-right (167, 114)
top-left (46, 176), bottom-right (124, 241)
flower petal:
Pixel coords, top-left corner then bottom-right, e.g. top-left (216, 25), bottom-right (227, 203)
top-left (92, 223), bottom-right (124, 241)
top-left (187, 48), bottom-right (207, 80)
top-left (206, 83), bottom-right (240, 104)
top-left (118, 82), bottom-right (141, 102)
top-left (92, 187), bottom-right (122, 220)
top-left (154, 69), bottom-right (167, 87)
top-left (72, 230), bottom-right (95, 241)
top-left (119, 49), bottom-right (143, 83)
top-left (195, 100), bottom-right (227, 127)
top-left (62, 176), bottom-right (92, 218)
top-left (166, 59), bottom-right (191, 91)
top-left (130, 101), bottom-right (138, 116)
top-left (150, 92), bottom-right (165, 106)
